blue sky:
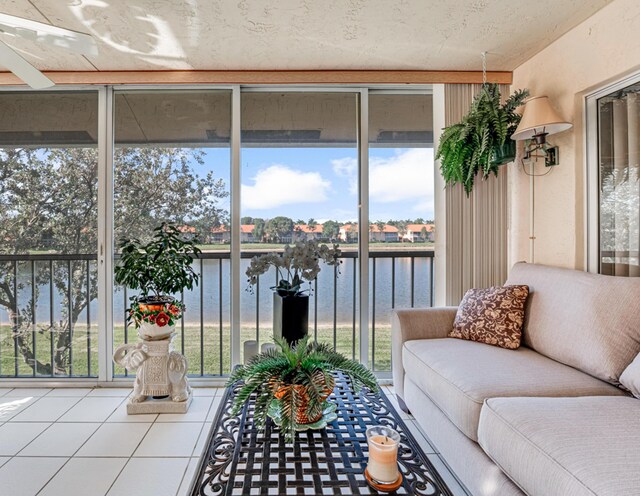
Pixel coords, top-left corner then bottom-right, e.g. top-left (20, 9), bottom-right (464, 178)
top-left (201, 146), bottom-right (434, 223)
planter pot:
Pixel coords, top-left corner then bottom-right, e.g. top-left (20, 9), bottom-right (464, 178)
top-left (273, 293), bottom-right (308, 345)
top-left (137, 295), bottom-right (175, 313)
top-left (273, 373), bottom-right (335, 424)
top-left (133, 295), bottom-right (181, 341)
top-left (138, 321), bottom-right (175, 341)
top-left (492, 140), bottom-right (517, 166)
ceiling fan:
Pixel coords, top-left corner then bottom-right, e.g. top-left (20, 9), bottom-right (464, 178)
top-left (0, 12), bottom-right (97, 89)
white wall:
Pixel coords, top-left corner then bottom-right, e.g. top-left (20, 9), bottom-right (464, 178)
top-left (509, 0), bottom-right (640, 270)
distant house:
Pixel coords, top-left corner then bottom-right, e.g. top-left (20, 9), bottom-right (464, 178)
top-left (370, 224), bottom-right (399, 242)
top-left (177, 225), bottom-right (197, 240)
top-left (210, 225), bottom-right (230, 243)
top-left (402, 224), bottom-right (434, 243)
top-left (338, 223), bottom-right (359, 243)
top-left (240, 224), bottom-right (256, 243)
top-left (293, 224), bottom-right (323, 241)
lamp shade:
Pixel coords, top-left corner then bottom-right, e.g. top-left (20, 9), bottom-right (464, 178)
top-left (511, 96), bottom-right (572, 141)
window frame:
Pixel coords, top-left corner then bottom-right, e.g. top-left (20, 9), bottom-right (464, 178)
top-left (0, 84), bottom-right (434, 385)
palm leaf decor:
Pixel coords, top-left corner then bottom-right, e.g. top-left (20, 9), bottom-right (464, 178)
top-left (227, 336), bottom-right (379, 442)
top-left (436, 83), bottom-right (529, 195)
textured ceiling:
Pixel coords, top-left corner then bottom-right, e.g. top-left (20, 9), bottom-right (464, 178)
top-left (0, 0), bottom-right (612, 73)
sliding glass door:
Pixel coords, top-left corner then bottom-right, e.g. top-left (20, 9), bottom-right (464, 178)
top-left (0, 85), bottom-right (435, 380)
top-left (368, 92), bottom-right (434, 371)
top-left (0, 91), bottom-right (99, 377)
top-left (112, 90), bottom-right (232, 376)
top-left (240, 91), bottom-right (359, 360)
top-left (595, 81), bottom-right (640, 276)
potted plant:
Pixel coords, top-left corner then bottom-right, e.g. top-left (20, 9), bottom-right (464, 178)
top-left (114, 223), bottom-right (202, 340)
top-left (228, 336), bottom-right (379, 441)
top-left (436, 83), bottom-right (529, 195)
top-left (246, 239), bottom-right (341, 344)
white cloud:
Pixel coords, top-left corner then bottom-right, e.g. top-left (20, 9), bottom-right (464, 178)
top-left (370, 148), bottom-right (434, 203)
top-left (331, 149), bottom-right (435, 206)
top-left (331, 157), bottom-right (358, 195)
top-left (242, 165), bottom-right (331, 210)
top-left (332, 157), bottom-right (357, 176)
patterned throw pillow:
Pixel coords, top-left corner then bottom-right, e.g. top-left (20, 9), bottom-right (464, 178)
top-left (449, 285), bottom-right (529, 349)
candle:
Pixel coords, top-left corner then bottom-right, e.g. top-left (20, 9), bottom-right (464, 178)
top-left (366, 426), bottom-right (400, 484)
top-left (261, 343), bottom-right (277, 354)
top-left (243, 340), bottom-right (258, 364)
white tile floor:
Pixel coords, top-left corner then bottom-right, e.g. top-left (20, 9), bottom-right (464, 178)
top-left (0, 385), bottom-right (467, 496)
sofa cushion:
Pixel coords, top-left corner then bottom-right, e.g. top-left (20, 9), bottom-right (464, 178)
top-left (478, 396), bottom-right (640, 496)
top-left (506, 262), bottom-right (640, 385)
top-left (450, 285), bottom-right (529, 349)
top-left (620, 353), bottom-right (640, 398)
top-left (402, 338), bottom-right (625, 441)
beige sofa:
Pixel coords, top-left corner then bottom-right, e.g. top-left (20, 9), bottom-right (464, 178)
top-left (392, 263), bottom-right (640, 496)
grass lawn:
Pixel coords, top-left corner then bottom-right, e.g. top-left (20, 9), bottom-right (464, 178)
top-left (0, 324), bottom-right (392, 379)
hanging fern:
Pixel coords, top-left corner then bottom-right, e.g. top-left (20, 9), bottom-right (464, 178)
top-left (436, 84), bottom-right (529, 195)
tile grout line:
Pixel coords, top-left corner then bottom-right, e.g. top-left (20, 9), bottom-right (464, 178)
top-left (174, 396), bottom-right (218, 496)
top-left (4, 394), bottom-right (57, 463)
top-left (104, 459), bottom-right (130, 496)
top-left (0, 388), bottom-right (14, 397)
top-left (3, 392), bottom-right (45, 421)
top-left (34, 456), bottom-right (74, 496)
top-left (190, 396), bottom-right (216, 457)
top-left (31, 396), bottom-right (130, 496)
top-left (52, 395), bottom-right (131, 458)
top-left (107, 394), bottom-right (210, 495)
top-left (31, 394), bottom-right (131, 496)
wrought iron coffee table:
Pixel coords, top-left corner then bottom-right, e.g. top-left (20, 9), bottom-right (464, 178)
top-left (190, 372), bottom-right (452, 495)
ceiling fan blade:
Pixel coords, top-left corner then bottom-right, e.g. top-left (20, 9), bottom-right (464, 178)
top-left (0, 13), bottom-right (98, 57)
top-left (0, 40), bottom-right (54, 89)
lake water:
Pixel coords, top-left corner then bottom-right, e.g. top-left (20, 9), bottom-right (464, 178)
top-left (4, 255), bottom-right (434, 332)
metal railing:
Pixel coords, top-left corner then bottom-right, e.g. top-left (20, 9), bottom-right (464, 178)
top-left (0, 254), bottom-right (97, 378)
top-left (1, 250), bottom-right (434, 378)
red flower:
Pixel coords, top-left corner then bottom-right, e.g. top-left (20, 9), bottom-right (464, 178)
top-left (147, 314), bottom-right (156, 324)
top-left (155, 312), bottom-right (170, 327)
top-left (168, 305), bottom-right (181, 317)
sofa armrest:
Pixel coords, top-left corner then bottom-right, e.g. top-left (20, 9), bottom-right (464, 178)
top-left (391, 307), bottom-right (458, 409)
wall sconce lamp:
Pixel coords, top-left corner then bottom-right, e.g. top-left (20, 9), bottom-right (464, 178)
top-left (511, 96), bottom-right (572, 166)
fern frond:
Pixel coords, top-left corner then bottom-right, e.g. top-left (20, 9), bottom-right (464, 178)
top-left (436, 83), bottom-right (529, 195)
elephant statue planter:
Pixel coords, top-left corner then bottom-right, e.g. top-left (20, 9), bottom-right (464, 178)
top-left (113, 332), bottom-right (192, 414)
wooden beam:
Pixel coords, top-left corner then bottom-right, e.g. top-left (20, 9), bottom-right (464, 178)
top-left (0, 70), bottom-right (512, 86)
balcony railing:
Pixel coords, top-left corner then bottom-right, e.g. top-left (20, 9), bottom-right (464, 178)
top-left (0, 254), bottom-right (98, 378)
top-left (1, 250), bottom-right (434, 379)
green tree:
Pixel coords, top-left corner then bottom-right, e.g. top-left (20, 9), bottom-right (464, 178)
top-left (322, 220), bottom-right (340, 241)
top-left (252, 218), bottom-right (265, 242)
top-left (113, 148), bottom-right (228, 245)
top-left (265, 216), bottom-right (294, 242)
top-left (307, 218), bottom-right (317, 231)
top-left (241, 216), bottom-right (253, 225)
top-left (0, 146), bottom-right (229, 375)
top-left (396, 221), bottom-right (408, 242)
top-left (415, 217), bottom-right (425, 224)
